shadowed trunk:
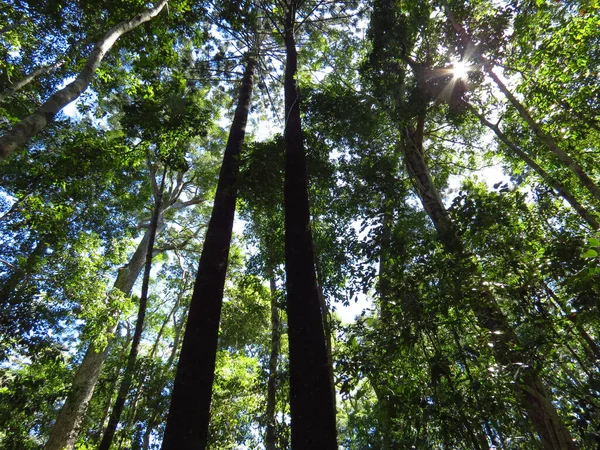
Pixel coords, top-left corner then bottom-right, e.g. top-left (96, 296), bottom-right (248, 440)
top-left (315, 255), bottom-right (336, 413)
top-left (44, 223), bottom-right (163, 450)
top-left (401, 116), bottom-right (577, 450)
top-left (283, 5), bottom-right (337, 449)
top-left (160, 55), bottom-right (256, 450)
top-left (0, 0), bottom-right (168, 159)
top-left (98, 170), bottom-right (166, 450)
top-left (265, 273), bottom-right (281, 450)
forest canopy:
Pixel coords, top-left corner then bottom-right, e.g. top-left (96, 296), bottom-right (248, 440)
top-left (1, 0), bottom-right (599, 449)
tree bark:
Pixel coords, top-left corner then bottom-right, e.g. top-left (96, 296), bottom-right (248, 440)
top-left (464, 100), bottom-right (600, 230)
top-left (0, 0), bottom-right (169, 159)
top-left (315, 254), bottom-right (336, 413)
top-left (44, 223), bottom-right (164, 450)
top-left (401, 120), bottom-right (577, 450)
top-left (0, 60), bottom-right (64, 102)
top-left (265, 274), bottom-right (281, 450)
top-left (160, 55), bottom-right (256, 450)
top-left (282, 5), bottom-right (337, 449)
top-left (374, 209), bottom-right (399, 450)
top-left (98, 170), bottom-right (166, 450)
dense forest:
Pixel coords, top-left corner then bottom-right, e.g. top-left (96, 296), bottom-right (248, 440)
top-left (0, 0), bottom-right (599, 448)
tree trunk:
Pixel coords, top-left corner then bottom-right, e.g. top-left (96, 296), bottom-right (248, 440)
top-left (374, 210), bottom-right (399, 450)
top-left (464, 100), bottom-right (599, 230)
top-left (0, 0), bottom-right (168, 159)
top-left (98, 170), bottom-right (166, 450)
top-left (484, 66), bottom-right (600, 204)
top-left (315, 255), bottom-right (336, 413)
top-left (0, 60), bottom-right (64, 102)
top-left (44, 223), bottom-right (164, 450)
top-left (136, 302), bottom-right (189, 450)
top-left (265, 274), bottom-right (281, 450)
top-left (123, 287), bottom-right (183, 432)
top-left (160, 55), bottom-right (256, 450)
top-left (282, 5), bottom-right (337, 449)
top-left (401, 119), bottom-right (577, 450)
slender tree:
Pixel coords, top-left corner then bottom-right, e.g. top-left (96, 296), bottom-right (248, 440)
top-left (463, 100), bottom-right (599, 230)
top-left (265, 271), bottom-right (281, 450)
top-left (445, 8), bottom-right (600, 204)
top-left (44, 225), bottom-right (162, 450)
top-left (44, 164), bottom-right (201, 450)
top-left (98, 167), bottom-right (166, 450)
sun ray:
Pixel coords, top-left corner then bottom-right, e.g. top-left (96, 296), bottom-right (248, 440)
top-left (450, 59), bottom-right (470, 79)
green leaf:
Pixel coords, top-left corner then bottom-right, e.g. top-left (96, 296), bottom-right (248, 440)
top-left (583, 249), bottom-right (598, 258)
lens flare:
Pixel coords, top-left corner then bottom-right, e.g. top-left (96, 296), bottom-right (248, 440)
top-left (451, 60), bottom-right (470, 79)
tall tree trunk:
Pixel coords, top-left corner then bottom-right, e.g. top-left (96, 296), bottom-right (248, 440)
top-left (374, 210), bottom-right (398, 450)
top-left (463, 100), bottom-right (599, 230)
top-left (138, 302), bottom-right (189, 450)
top-left (0, 0), bottom-right (168, 159)
top-left (282, 5), bottom-right (337, 449)
top-left (0, 59), bottom-right (64, 102)
top-left (401, 118), bottom-right (577, 450)
top-left (315, 255), bottom-right (336, 413)
top-left (98, 170), bottom-right (166, 450)
top-left (160, 55), bottom-right (256, 450)
top-left (265, 273), bottom-right (281, 450)
top-left (44, 223), bottom-right (164, 450)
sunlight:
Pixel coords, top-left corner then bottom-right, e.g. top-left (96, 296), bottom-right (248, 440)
top-left (451, 59), bottom-right (470, 79)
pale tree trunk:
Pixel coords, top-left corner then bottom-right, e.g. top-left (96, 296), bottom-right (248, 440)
top-left (44, 223), bottom-right (164, 450)
top-left (401, 117), bottom-right (577, 450)
top-left (484, 67), bottom-right (600, 203)
top-left (265, 273), bottom-right (281, 450)
top-left (0, 60), bottom-right (64, 102)
top-left (464, 100), bottom-right (599, 230)
top-left (98, 170), bottom-right (166, 450)
top-left (0, 0), bottom-right (168, 159)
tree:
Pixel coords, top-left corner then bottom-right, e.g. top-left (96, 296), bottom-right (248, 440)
top-left (281, 2), bottom-right (337, 448)
top-left (0, 0), bottom-right (170, 159)
top-left (161, 49), bottom-right (258, 450)
top-left (97, 166), bottom-right (166, 450)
